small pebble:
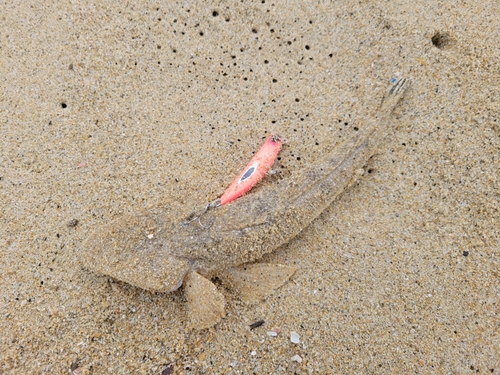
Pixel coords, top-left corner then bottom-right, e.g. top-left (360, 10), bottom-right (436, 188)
top-left (267, 331), bottom-right (278, 337)
top-left (290, 331), bottom-right (300, 344)
top-left (161, 364), bottom-right (174, 375)
top-left (291, 354), bottom-right (303, 363)
top-left (251, 351), bottom-right (257, 356)
top-left (249, 320), bottom-right (265, 330)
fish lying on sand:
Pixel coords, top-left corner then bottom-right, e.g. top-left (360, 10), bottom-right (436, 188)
top-left (81, 78), bottom-right (410, 329)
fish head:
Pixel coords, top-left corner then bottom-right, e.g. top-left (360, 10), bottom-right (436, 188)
top-left (81, 212), bottom-right (192, 293)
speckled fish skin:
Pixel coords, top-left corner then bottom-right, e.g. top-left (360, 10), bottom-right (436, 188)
top-left (82, 78), bottom-right (409, 292)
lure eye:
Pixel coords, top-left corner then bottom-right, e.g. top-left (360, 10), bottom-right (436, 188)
top-left (239, 165), bottom-right (256, 182)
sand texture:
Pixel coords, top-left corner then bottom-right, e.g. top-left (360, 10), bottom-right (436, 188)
top-left (1, 1), bottom-right (499, 374)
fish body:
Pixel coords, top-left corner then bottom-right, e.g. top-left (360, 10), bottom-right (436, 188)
top-left (81, 78), bottom-right (410, 324)
top-left (81, 125), bottom-right (373, 292)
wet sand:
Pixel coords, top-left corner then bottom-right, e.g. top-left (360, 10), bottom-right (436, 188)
top-left (1, 1), bottom-right (499, 374)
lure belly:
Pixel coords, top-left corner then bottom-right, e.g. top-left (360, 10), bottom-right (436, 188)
top-left (220, 134), bottom-right (283, 205)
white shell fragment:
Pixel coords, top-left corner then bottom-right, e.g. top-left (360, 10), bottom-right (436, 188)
top-left (267, 327), bottom-right (281, 337)
top-left (290, 331), bottom-right (300, 344)
top-left (291, 354), bottom-right (303, 363)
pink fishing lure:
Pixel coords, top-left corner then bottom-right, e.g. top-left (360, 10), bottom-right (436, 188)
top-left (182, 134), bottom-right (283, 228)
top-left (220, 134), bottom-right (283, 205)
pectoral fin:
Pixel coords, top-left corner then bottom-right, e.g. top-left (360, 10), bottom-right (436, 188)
top-left (184, 271), bottom-right (225, 329)
top-left (221, 263), bottom-right (297, 303)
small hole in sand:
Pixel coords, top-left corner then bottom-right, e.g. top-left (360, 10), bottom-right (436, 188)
top-left (431, 31), bottom-right (454, 49)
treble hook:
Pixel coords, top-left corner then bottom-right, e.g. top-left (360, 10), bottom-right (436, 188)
top-left (181, 198), bottom-right (221, 229)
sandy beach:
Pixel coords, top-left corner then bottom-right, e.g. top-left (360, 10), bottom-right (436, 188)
top-left (1, 1), bottom-right (499, 373)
